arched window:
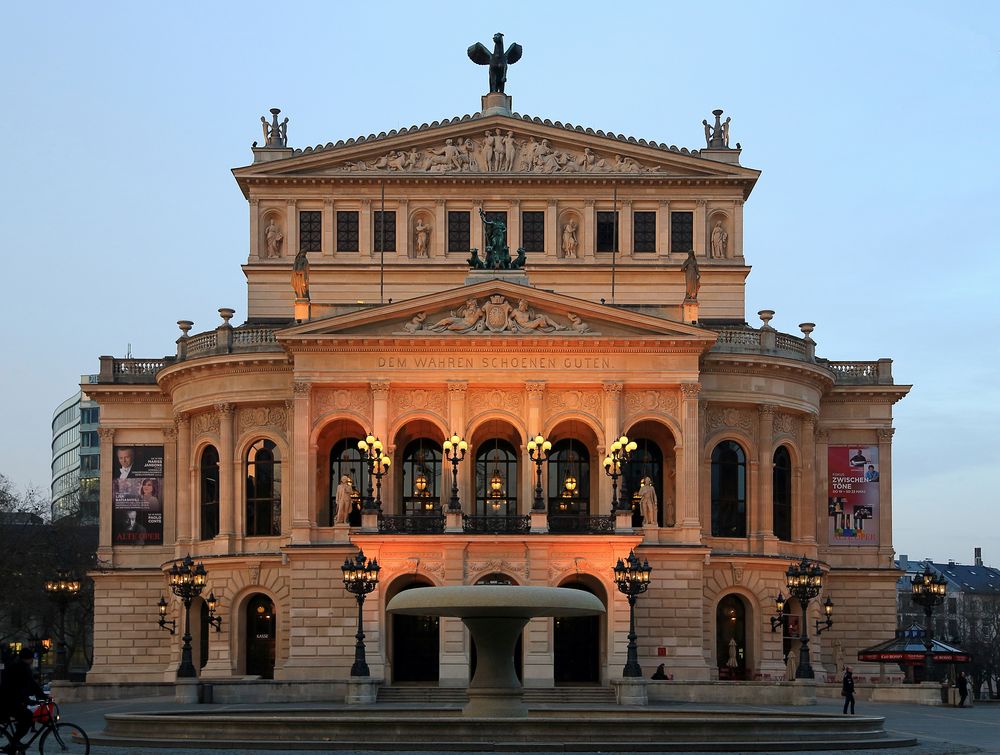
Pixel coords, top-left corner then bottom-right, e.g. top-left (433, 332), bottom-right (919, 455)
top-left (401, 438), bottom-right (442, 515)
top-left (623, 438), bottom-right (662, 527)
top-left (547, 438), bottom-right (590, 514)
top-left (246, 439), bottom-right (281, 536)
top-left (711, 440), bottom-right (746, 538)
top-left (330, 438), bottom-right (367, 527)
top-left (475, 439), bottom-right (517, 516)
top-left (199, 445), bottom-right (219, 540)
top-left (773, 446), bottom-right (792, 542)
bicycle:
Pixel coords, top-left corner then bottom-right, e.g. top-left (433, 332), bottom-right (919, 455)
top-left (1, 697), bottom-right (89, 754)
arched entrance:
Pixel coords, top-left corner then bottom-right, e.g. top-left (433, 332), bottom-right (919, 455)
top-left (554, 581), bottom-right (602, 685)
top-left (245, 593), bottom-right (276, 679)
top-left (390, 579), bottom-right (439, 683)
top-left (716, 594), bottom-right (748, 680)
top-left (470, 573), bottom-right (522, 682)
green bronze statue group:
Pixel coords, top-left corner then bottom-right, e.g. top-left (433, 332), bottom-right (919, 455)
top-left (468, 208), bottom-right (526, 271)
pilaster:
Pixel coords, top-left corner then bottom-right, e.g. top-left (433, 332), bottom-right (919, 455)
top-left (583, 200), bottom-right (596, 261)
top-left (877, 427), bottom-right (895, 566)
top-left (286, 199), bottom-right (297, 256)
top-left (602, 382), bottom-right (623, 514)
top-left (216, 402), bottom-right (236, 550)
top-left (162, 422), bottom-right (178, 548)
top-left (546, 199), bottom-right (558, 259)
top-left (175, 413), bottom-right (192, 546)
top-left (800, 415), bottom-right (818, 547)
top-left (733, 199), bottom-right (744, 259)
top-left (678, 383), bottom-right (702, 542)
top-left (657, 200), bottom-right (670, 258)
top-left (620, 199), bottom-right (633, 258)
top-left (694, 199), bottom-right (707, 257)
top-left (360, 199), bottom-right (372, 259)
top-left (291, 382), bottom-right (312, 543)
top-left (397, 198), bottom-right (409, 259)
top-left (471, 201), bottom-right (483, 258)
top-left (815, 428), bottom-right (830, 548)
top-left (756, 405), bottom-right (778, 553)
top-left (249, 198), bottom-right (260, 261)
top-left (508, 199), bottom-right (520, 253)
top-left (322, 198), bottom-right (334, 258)
top-left (97, 426), bottom-right (115, 558)
top-left (434, 199), bottom-right (446, 258)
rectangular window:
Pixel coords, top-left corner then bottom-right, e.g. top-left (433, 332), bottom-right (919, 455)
top-left (448, 211), bottom-right (471, 252)
top-left (298, 210), bottom-right (322, 252)
top-left (596, 211), bottom-right (619, 252)
top-left (521, 211), bottom-right (545, 252)
top-left (336, 211), bottom-right (359, 252)
top-left (373, 210), bottom-right (396, 252)
top-left (483, 211), bottom-right (507, 250)
top-left (671, 211), bottom-right (694, 252)
top-left (633, 211), bottom-right (656, 253)
top-left (81, 431), bottom-right (98, 448)
top-left (81, 408), bottom-right (99, 425)
top-left (80, 455), bottom-right (99, 472)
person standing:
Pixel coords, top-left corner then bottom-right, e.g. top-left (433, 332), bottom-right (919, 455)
top-left (957, 671), bottom-right (968, 707)
top-left (842, 666), bottom-right (856, 715)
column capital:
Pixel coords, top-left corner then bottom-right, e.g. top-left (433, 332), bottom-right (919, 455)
top-left (680, 383), bottom-right (702, 399)
top-left (173, 411), bottom-right (190, 427)
top-left (97, 426), bottom-right (116, 441)
top-left (758, 404), bottom-right (776, 418)
top-left (659, 199), bottom-right (670, 209)
top-left (286, 198), bottom-right (296, 208)
top-left (436, 198), bottom-right (446, 207)
top-left (251, 197), bottom-right (260, 208)
top-left (371, 380), bottom-right (391, 398)
top-left (162, 424), bottom-right (178, 440)
top-left (602, 381), bottom-right (623, 394)
top-left (447, 381), bottom-right (468, 394)
top-left (734, 199), bottom-right (744, 207)
top-left (802, 413), bottom-right (818, 432)
top-left (215, 402), bottom-right (235, 415)
top-left (878, 427), bottom-right (896, 442)
top-left (361, 198), bottom-right (372, 209)
top-left (696, 199), bottom-right (707, 207)
top-left (584, 199), bottom-right (596, 207)
top-left (816, 429), bottom-right (830, 442)
top-left (620, 199), bottom-right (632, 208)
top-left (292, 381), bottom-right (311, 396)
top-left (525, 381), bottom-right (546, 396)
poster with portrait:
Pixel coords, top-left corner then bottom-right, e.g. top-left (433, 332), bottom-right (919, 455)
top-left (112, 445), bottom-right (164, 545)
top-left (827, 445), bottom-right (879, 546)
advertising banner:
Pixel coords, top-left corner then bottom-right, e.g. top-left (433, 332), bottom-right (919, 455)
top-left (112, 445), bottom-right (164, 545)
top-left (827, 445), bottom-right (879, 546)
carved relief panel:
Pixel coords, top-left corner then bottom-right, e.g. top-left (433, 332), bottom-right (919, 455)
top-left (312, 388), bottom-right (371, 423)
top-left (544, 389), bottom-right (603, 417)
top-left (389, 388), bottom-right (447, 416)
top-left (466, 388), bottom-right (525, 418)
top-left (704, 405), bottom-right (757, 442)
top-left (623, 389), bottom-right (680, 422)
top-left (238, 405), bottom-right (289, 435)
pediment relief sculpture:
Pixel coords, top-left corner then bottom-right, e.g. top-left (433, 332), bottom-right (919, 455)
top-left (397, 295), bottom-right (594, 335)
top-left (338, 131), bottom-right (666, 175)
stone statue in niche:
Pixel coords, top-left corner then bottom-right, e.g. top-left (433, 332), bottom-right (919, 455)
top-left (467, 32), bottom-right (523, 94)
top-left (639, 477), bottom-right (658, 527)
top-left (264, 218), bottom-right (283, 258)
top-left (334, 475), bottom-right (352, 524)
top-left (561, 219), bottom-right (579, 258)
top-left (711, 220), bottom-right (728, 259)
top-left (682, 250), bottom-right (700, 301)
top-left (291, 248), bottom-right (310, 300)
top-left (414, 219), bottom-right (431, 258)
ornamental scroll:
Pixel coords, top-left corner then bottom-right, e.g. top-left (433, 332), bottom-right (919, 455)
top-left (399, 296), bottom-right (594, 335)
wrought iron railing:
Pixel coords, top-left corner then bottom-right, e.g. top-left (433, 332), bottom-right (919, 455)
top-left (378, 514), bottom-right (445, 534)
top-left (462, 515), bottom-right (531, 535)
top-left (547, 514), bottom-right (616, 534)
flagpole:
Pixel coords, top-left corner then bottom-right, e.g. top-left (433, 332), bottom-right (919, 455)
top-left (611, 185), bottom-right (618, 305)
top-left (379, 180), bottom-right (385, 304)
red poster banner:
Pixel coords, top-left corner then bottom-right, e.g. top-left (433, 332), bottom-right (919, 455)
top-left (827, 445), bottom-right (879, 546)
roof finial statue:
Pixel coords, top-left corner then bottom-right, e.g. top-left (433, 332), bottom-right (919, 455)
top-left (702, 109), bottom-right (732, 150)
top-left (261, 107), bottom-right (289, 148)
top-left (468, 32), bottom-right (522, 94)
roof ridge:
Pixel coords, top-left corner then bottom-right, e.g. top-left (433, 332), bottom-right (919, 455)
top-left (292, 111), bottom-right (700, 158)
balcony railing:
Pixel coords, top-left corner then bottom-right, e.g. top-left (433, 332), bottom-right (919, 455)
top-left (547, 514), bottom-right (616, 534)
top-left (378, 514), bottom-right (446, 534)
top-left (462, 515), bottom-right (531, 535)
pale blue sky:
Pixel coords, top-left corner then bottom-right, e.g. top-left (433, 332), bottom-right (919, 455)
top-left (2, 2), bottom-right (997, 563)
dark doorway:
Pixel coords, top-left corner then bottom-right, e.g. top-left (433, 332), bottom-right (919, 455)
top-left (470, 573), bottom-right (522, 682)
top-left (245, 594), bottom-right (276, 679)
top-left (391, 582), bottom-right (439, 683)
top-left (554, 583), bottom-right (601, 684)
top-left (716, 594), bottom-right (748, 680)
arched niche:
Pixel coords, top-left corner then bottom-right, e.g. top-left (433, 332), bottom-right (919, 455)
top-left (557, 209), bottom-right (583, 259)
top-left (708, 210), bottom-right (731, 260)
top-left (259, 209), bottom-right (285, 260)
top-left (409, 208), bottom-right (434, 259)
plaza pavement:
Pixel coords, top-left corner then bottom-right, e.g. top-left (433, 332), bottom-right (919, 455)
top-left (49, 695), bottom-right (997, 755)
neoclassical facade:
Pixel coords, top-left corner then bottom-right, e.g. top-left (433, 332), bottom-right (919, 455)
top-left (86, 92), bottom-right (908, 690)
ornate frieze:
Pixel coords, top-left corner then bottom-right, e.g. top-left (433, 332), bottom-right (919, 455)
top-left (465, 558), bottom-right (528, 581)
top-left (312, 388), bottom-right (370, 420)
top-left (238, 405), bottom-right (289, 433)
top-left (466, 388), bottom-right (525, 415)
top-left (337, 131), bottom-right (665, 175)
top-left (773, 412), bottom-right (800, 440)
top-left (397, 295), bottom-right (593, 335)
top-left (624, 389), bottom-right (679, 419)
top-left (705, 406), bottom-right (756, 439)
top-left (544, 389), bottom-right (602, 416)
top-left (390, 388), bottom-right (447, 416)
top-left (191, 411), bottom-right (220, 437)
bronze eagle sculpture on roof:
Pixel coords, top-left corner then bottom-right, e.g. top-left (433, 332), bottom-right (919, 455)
top-left (467, 32), bottom-right (523, 94)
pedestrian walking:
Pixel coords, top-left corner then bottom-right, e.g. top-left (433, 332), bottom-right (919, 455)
top-left (957, 671), bottom-right (968, 707)
top-left (841, 666), bottom-right (856, 715)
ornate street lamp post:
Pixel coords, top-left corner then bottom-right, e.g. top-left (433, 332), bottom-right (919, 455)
top-left (443, 433), bottom-right (468, 512)
top-left (771, 557), bottom-right (832, 680)
top-left (342, 549), bottom-right (381, 676)
top-left (165, 555), bottom-right (209, 678)
top-left (43, 569), bottom-right (81, 680)
top-left (613, 550), bottom-right (652, 678)
top-left (358, 434), bottom-right (391, 513)
top-left (526, 433), bottom-right (551, 512)
top-left (603, 434), bottom-right (637, 511)
top-left (911, 564), bottom-right (947, 681)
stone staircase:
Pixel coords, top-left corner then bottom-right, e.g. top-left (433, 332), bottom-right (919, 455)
top-left (376, 685), bottom-right (616, 707)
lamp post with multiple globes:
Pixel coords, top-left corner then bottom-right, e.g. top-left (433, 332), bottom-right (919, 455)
top-left (769, 557), bottom-right (833, 680)
top-left (357, 434), bottom-right (391, 513)
top-left (910, 564), bottom-right (947, 681)
top-left (526, 434), bottom-right (551, 512)
top-left (613, 550), bottom-right (652, 678)
top-left (43, 569), bottom-right (81, 680)
top-left (342, 549), bottom-right (381, 676)
top-left (443, 433), bottom-right (468, 512)
top-left (603, 434), bottom-right (637, 511)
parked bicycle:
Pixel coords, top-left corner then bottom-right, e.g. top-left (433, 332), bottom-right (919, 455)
top-left (1, 697), bottom-right (89, 754)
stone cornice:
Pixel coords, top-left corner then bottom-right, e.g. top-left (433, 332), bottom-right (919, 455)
top-left (84, 386), bottom-right (169, 404)
top-left (702, 353), bottom-right (835, 392)
top-left (825, 385), bottom-right (911, 405)
top-left (155, 354), bottom-right (291, 393)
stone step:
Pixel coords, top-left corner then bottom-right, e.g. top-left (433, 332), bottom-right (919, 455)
top-left (376, 685), bottom-right (617, 706)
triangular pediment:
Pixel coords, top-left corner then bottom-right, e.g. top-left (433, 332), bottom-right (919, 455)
top-left (278, 279), bottom-right (718, 345)
top-left (235, 113), bottom-right (759, 183)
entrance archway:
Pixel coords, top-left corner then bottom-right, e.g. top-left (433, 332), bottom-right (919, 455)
top-left (716, 594), bottom-right (748, 680)
top-left (554, 580), bottom-right (603, 685)
top-left (389, 579), bottom-right (439, 683)
top-left (245, 593), bottom-right (276, 679)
